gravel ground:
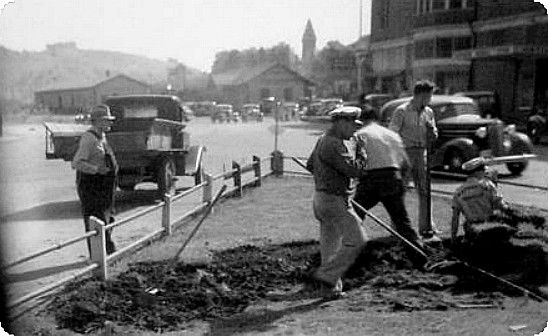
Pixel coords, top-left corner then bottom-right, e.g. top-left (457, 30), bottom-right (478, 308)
top-left (11, 176), bottom-right (548, 336)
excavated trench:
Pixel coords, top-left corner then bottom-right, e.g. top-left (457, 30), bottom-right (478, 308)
top-left (50, 218), bottom-right (547, 333)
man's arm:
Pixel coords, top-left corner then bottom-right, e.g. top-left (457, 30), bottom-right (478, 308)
top-left (71, 133), bottom-right (100, 174)
top-left (426, 108), bottom-right (438, 140)
top-left (305, 142), bottom-right (317, 173)
top-left (320, 136), bottom-right (366, 178)
top-left (388, 107), bottom-right (404, 134)
top-left (451, 206), bottom-right (461, 243)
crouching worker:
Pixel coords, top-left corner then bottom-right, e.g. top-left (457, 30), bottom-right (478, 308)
top-left (306, 106), bottom-right (368, 299)
top-left (451, 157), bottom-right (515, 246)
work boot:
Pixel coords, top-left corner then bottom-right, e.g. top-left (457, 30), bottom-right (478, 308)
top-left (304, 276), bottom-right (346, 300)
top-left (421, 231), bottom-right (442, 245)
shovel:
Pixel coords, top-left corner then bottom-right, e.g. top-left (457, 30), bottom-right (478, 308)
top-left (135, 184), bottom-right (228, 306)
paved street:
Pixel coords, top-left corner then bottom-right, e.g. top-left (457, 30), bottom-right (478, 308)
top-left (0, 117), bottom-right (547, 303)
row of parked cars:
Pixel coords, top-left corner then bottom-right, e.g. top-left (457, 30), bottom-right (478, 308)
top-left (300, 92), bottom-right (535, 176)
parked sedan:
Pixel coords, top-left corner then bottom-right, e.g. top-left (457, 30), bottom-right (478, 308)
top-left (380, 95), bottom-right (534, 175)
top-left (211, 104), bottom-right (235, 123)
top-left (241, 104), bottom-right (264, 122)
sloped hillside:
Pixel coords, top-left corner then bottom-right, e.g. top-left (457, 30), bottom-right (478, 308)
top-left (0, 43), bottom-right (204, 104)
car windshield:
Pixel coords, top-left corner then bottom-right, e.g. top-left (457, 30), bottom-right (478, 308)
top-left (107, 99), bottom-right (180, 120)
top-left (433, 103), bottom-right (479, 121)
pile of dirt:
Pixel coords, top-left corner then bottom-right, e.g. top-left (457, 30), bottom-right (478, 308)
top-left (49, 222), bottom-right (547, 333)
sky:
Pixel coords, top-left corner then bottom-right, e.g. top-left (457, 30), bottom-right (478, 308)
top-left (0, 0), bottom-right (372, 72)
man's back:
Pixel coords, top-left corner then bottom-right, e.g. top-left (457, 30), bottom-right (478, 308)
top-left (355, 122), bottom-right (406, 171)
top-left (452, 177), bottom-right (503, 222)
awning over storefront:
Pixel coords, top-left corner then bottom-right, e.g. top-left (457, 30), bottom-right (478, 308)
top-left (453, 44), bottom-right (548, 59)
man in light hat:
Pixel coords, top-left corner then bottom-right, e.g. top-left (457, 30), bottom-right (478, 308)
top-left (450, 157), bottom-right (512, 244)
top-left (305, 106), bottom-right (368, 299)
top-left (72, 104), bottom-right (118, 256)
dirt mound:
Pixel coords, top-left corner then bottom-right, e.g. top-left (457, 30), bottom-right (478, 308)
top-left (49, 225), bottom-right (547, 334)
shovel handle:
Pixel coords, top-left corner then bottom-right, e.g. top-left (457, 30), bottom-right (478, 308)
top-left (170, 184), bottom-right (228, 265)
top-left (352, 199), bottom-right (429, 259)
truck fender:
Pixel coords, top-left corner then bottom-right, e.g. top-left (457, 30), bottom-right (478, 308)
top-left (433, 137), bottom-right (478, 167)
top-left (507, 132), bottom-right (533, 155)
top-left (184, 145), bottom-right (207, 176)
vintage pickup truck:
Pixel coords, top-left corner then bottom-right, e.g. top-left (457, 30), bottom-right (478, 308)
top-left (44, 95), bottom-right (206, 196)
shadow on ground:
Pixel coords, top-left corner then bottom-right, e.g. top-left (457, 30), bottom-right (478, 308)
top-left (5, 260), bottom-right (89, 283)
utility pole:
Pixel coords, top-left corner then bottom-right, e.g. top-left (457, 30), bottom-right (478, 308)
top-left (359, 0), bottom-right (363, 38)
top-left (467, 0), bottom-right (479, 90)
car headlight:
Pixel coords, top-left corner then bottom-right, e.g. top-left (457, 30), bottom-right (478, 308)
top-left (475, 126), bottom-right (487, 138)
top-left (504, 124), bottom-right (516, 134)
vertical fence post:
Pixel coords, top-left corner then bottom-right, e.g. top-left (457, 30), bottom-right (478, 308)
top-left (271, 150), bottom-right (284, 177)
top-left (232, 161), bottom-right (242, 197)
top-left (89, 216), bottom-right (108, 280)
top-left (162, 194), bottom-right (172, 236)
top-left (253, 155), bottom-right (262, 187)
top-left (202, 173), bottom-right (213, 204)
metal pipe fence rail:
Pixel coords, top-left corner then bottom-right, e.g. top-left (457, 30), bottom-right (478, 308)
top-left (284, 155), bottom-right (548, 213)
top-left (4, 153), bottom-right (274, 312)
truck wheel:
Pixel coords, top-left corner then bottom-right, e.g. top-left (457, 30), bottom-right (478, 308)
top-left (444, 149), bottom-right (465, 173)
top-left (157, 158), bottom-right (176, 197)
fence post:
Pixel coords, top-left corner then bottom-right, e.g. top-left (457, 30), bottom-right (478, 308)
top-left (162, 194), bottom-right (172, 236)
top-left (232, 161), bottom-right (242, 197)
top-left (252, 155), bottom-right (262, 187)
top-left (202, 173), bottom-right (213, 204)
top-left (271, 150), bottom-right (284, 177)
top-left (89, 216), bottom-right (108, 280)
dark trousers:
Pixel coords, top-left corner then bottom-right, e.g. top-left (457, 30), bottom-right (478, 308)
top-left (353, 169), bottom-right (421, 247)
top-left (77, 172), bottom-right (116, 256)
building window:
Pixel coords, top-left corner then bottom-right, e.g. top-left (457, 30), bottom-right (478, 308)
top-left (432, 0), bottom-right (447, 11)
top-left (380, 0), bottom-right (390, 29)
top-left (415, 39), bottom-right (435, 59)
top-left (58, 96), bottom-right (62, 108)
top-left (436, 37), bottom-right (453, 58)
top-left (449, 0), bottom-right (463, 9)
top-left (453, 36), bottom-right (471, 50)
top-left (417, 0), bottom-right (431, 14)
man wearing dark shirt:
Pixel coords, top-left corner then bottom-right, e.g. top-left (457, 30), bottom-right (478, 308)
top-left (306, 106), bottom-right (368, 299)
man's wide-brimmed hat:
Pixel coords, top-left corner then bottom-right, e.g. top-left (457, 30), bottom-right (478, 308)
top-left (90, 104), bottom-right (115, 121)
top-left (328, 106), bottom-right (363, 126)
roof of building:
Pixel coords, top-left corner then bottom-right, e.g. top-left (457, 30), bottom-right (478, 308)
top-left (211, 62), bottom-right (315, 87)
top-left (35, 74), bottom-right (150, 94)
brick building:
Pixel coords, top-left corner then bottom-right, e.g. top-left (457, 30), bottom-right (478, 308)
top-left (210, 62), bottom-right (315, 109)
top-left (35, 74), bottom-right (151, 114)
top-left (367, 0), bottom-right (548, 124)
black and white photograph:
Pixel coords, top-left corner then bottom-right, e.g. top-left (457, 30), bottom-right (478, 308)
top-left (0, 0), bottom-right (548, 334)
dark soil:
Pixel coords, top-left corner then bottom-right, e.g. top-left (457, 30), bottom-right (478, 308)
top-left (49, 216), bottom-right (547, 334)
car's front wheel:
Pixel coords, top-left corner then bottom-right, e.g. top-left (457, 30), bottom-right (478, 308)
top-left (506, 161), bottom-right (528, 176)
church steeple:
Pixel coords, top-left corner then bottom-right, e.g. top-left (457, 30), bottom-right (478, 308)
top-left (302, 19), bottom-right (316, 73)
